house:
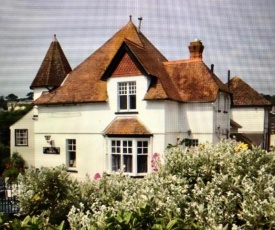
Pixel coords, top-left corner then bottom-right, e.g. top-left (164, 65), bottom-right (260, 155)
top-left (11, 19), bottom-right (233, 180)
top-left (228, 76), bottom-right (271, 149)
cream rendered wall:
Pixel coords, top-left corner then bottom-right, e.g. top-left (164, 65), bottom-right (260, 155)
top-left (184, 102), bottom-right (214, 143)
top-left (10, 109), bottom-right (35, 167)
top-left (33, 103), bottom-right (112, 180)
top-left (33, 75), bottom-right (168, 179)
top-left (107, 75), bottom-right (167, 161)
top-left (231, 107), bottom-right (265, 133)
top-left (33, 88), bottom-right (48, 101)
top-left (164, 101), bottom-right (181, 147)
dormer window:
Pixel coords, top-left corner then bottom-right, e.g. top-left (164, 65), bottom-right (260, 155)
top-left (118, 82), bottom-right (136, 111)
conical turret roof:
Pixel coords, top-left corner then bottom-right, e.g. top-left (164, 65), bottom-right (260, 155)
top-left (30, 35), bottom-right (72, 89)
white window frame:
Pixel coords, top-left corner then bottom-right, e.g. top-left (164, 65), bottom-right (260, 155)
top-left (118, 81), bottom-right (137, 112)
top-left (66, 139), bottom-right (76, 169)
top-left (109, 138), bottom-right (149, 176)
top-left (15, 129), bottom-right (28, 146)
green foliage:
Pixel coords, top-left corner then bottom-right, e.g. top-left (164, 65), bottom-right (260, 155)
top-left (67, 140), bottom-right (275, 229)
top-left (0, 212), bottom-right (65, 230)
top-left (16, 165), bottom-right (80, 226)
top-left (0, 107), bottom-right (32, 146)
top-left (0, 96), bottom-right (7, 111)
top-left (14, 140), bottom-right (275, 229)
top-left (2, 152), bottom-right (25, 183)
top-left (0, 143), bottom-right (10, 175)
top-left (5, 94), bottom-right (18, 102)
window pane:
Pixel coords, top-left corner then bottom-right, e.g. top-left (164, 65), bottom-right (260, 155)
top-left (129, 95), bottom-right (136, 109)
top-left (69, 152), bottom-right (76, 167)
top-left (123, 155), bottom-right (132, 172)
top-left (119, 95), bottom-right (127, 109)
top-left (67, 139), bottom-right (76, 167)
top-left (137, 155), bottom-right (147, 173)
top-left (112, 155), bottom-right (121, 172)
top-left (137, 141), bottom-right (148, 154)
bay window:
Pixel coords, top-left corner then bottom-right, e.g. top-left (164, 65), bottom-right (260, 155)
top-left (110, 138), bottom-right (148, 175)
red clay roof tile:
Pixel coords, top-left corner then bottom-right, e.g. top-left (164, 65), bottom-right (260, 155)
top-left (103, 117), bottom-right (151, 135)
top-left (229, 76), bottom-right (271, 106)
top-left (33, 21), bottom-right (230, 105)
top-left (30, 36), bottom-right (72, 89)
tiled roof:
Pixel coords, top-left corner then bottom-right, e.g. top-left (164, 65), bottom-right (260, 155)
top-left (164, 59), bottom-right (229, 102)
top-left (230, 133), bottom-right (253, 148)
top-left (112, 52), bottom-right (142, 77)
top-left (229, 76), bottom-right (271, 106)
top-left (30, 35), bottom-right (72, 89)
top-left (103, 117), bottom-right (151, 136)
top-left (34, 20), bottom-right (181, 105)
top-left (230, 119), bottom-right (242, 128)
top-left (33, 20), bottom-right (229, 105)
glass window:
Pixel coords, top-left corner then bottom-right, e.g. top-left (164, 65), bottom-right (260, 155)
top-left (110, 139), bottom-right (148, 175)
top-left (137, 141), bottom-right (148, 173)
top-left (67, 139), bottom-right (76, 168)
top-left (118, 82), bottom-right (136, 111)
top-left (15, 129), bottom-right (28, 146)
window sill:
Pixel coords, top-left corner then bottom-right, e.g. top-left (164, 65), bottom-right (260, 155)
top-left (106, 172), bottom-right (147, 178)
top-left (67, 169), bottom-right (78, 173)
top-left (115, 111), bottom-right (138, 115)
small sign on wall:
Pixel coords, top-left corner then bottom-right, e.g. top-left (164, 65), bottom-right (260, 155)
top-left (43, 147), bottom-right (60, 154)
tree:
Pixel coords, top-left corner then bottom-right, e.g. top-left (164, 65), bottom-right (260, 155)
top-left (0, 106), bottom-right (32, 146)
top-left (5, 94), bottom-right (18, 101)
top-left (0, 96), bottom-right (7, 110)
top-left (271, 95), bottom-right (275, 106)
top-left (26, 92), bottom-right (34, 100)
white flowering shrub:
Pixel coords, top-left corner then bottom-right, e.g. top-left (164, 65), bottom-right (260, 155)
top-left (16, 165), bottom-right (80, 226)
top-left (67, 140), bottom-right (275, 229)
top-left (15, 140), bottom-right (275, 229)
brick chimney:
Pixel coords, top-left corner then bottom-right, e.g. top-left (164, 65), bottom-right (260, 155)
top-left (188, 39), bottom-right (204, 59)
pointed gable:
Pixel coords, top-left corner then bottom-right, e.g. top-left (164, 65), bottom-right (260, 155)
top-left (30, 35), bottom-right (72, 89)
top-left (112, 52), bottom-right (142, 77)
top-left (229, 76), bottom-right (271, 106)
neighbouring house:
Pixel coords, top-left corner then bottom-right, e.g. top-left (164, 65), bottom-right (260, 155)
top-left (7, 100), bottom-right (33, 111)
top-left (11, 18), bottom-right (260, 180)
top-left (228, 76), bottom-right (271, 149)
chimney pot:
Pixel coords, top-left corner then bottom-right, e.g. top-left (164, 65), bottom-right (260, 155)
top-left (188, 40), bottom-right (204, 59)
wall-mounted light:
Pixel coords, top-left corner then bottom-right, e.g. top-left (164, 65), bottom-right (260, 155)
top-left (44, 135), bottom-right (52, 146)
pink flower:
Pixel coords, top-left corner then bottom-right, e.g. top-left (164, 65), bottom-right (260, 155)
top-left (151, 153), bottom-right (159, 172)
top-left (94, 173), bottom-right (101, 180)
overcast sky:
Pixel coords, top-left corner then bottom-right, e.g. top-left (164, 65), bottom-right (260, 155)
top-left (1, 0), bottom-right (275, 98)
